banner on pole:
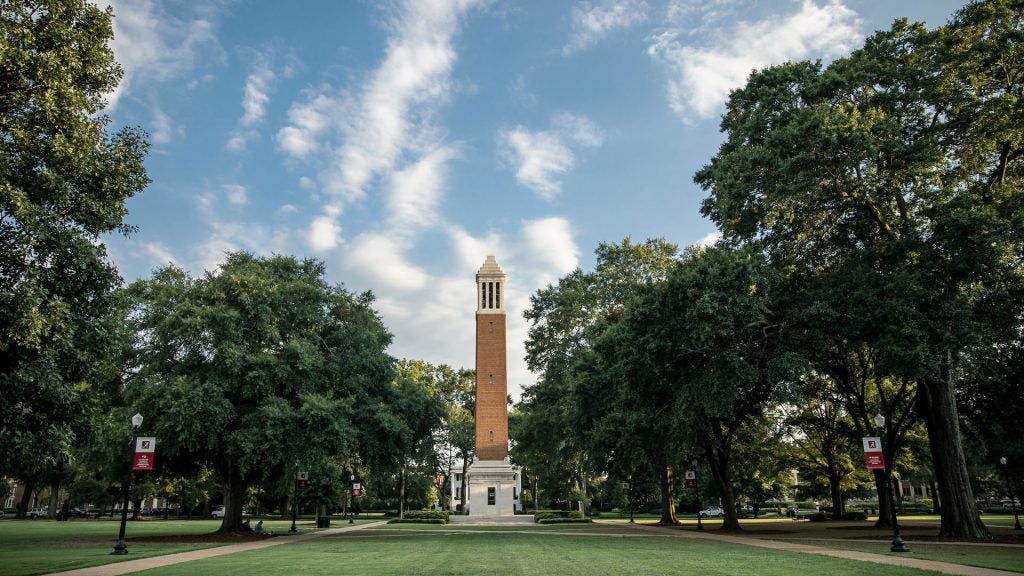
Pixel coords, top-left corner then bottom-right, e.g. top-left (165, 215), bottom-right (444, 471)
top-left (132, 437), bottom-right (156, 471)
top-left (862, 437), bottom-right (885, 470)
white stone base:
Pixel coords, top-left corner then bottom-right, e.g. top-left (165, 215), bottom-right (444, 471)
top-left (466, 459), bottom-right (518, 517)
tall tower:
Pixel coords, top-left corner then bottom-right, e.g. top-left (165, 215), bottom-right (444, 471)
top-left (475, 255), bottom-right (508, 461)
top-left (467, 255), bottom-right (518, 516)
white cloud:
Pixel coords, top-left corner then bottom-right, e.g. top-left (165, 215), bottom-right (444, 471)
top-left (648, 0), bottom-right (862, 121)
top-left (105, 0), bottom-right (220, 111)
top-left (307, 216), bottom-right (342, 252)
top-left (223, 184), bottom-right (248, 206)
top-left (344, 233), bottom-right (430, 293)
top-left (142, 241), bottom-right (180, 269)
top-left (695, 231), bottom-right (723, 247)
top-left (228, 55), bottom-right (278, 151)
top-left (521, 218), bottom-right (579, 286)
top-left (240, 57), bottom-right (275, 126)
top-left (499, 113), bottom-right (604, 200)
top-left (276, 92), bottom-right (337, 159)
top-left (565, 0), bottom-right (648, 55)
top-left (386, 146), bottom-right (458, 233)
top-left (148, 105), bottom-right (177, 144)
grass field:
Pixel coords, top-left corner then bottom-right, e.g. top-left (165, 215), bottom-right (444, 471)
top-left (0, 514), bottom-right (1020, 576)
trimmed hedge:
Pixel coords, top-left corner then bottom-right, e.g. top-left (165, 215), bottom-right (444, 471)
top-left (839, 511), bottom-right (868, 521)
top-left (537, 518), bottom-right (593, 525)
top-left (534, 510), bottom-right (583, 521)
top-left (402, 510), bottom-right (450, 521)
top-left (808, 513), bottom-right (830, 522)
top-left (387, 518), bottom-right (446, 524)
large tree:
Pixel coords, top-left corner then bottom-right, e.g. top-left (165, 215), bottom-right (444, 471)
top-left (518, 238), bottom-right (678, 515)
top-left (0, 0), bottom-right (149, 507)
top-left (126, 253), bottom-right (395, 532)
top-left (695, 1), bottom-right (1024, 537)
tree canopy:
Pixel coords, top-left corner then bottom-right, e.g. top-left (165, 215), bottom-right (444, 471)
top-left (125, 253), bottom-right (397, 532)
top-left (0, 0), bottom-right (149, 513)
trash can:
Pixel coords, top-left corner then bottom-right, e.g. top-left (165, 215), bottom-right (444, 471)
top-left (316, 515), bottom-right (331, 528)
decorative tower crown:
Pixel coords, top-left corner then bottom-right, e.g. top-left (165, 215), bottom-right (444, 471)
top-left (476, 255), bottom-right (505, 313)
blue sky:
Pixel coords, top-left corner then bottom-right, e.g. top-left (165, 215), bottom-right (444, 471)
top-left (101, 0), bottom-right (967, 399)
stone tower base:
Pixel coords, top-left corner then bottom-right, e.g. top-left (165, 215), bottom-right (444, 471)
top-left (467, 458), bottom-right (518, 517)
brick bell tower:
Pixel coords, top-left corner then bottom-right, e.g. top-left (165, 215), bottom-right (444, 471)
top-left (467, 255), bottom-right (517, 516)
top-left (474, 255), bottom-right (508, 461)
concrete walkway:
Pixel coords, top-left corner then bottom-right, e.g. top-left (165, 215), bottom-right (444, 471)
top-left (612, 522), bottom-right (1023, 576)
top-left (47, 521), bottom-right (388, 576)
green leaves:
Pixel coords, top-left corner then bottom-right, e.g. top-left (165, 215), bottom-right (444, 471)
top-left (125, 253), bottom-right (396, 526)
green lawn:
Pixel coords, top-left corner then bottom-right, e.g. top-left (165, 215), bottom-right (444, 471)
top-left (133, 529), bottom-right (950, 576)
top-left (1, 516), bottom-right (1020, 576)
top-left (0, 517), bottom-right (334, 576)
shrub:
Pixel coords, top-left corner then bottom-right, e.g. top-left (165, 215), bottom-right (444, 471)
top-left (839, 511), bottom-right (868, 521)
top-left (387, 518), bottom-right (446, 524)
top-left (537, 518), bottom-right (593, 525)
top-left (534, 512), bottom-right (563, 521)
top-left (403, 510), bottom-right (450, 521)
top-left (808, 513), bottom-right (830, 522)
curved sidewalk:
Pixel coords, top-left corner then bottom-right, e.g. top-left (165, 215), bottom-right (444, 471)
top-left (47, 521), bottom-right (388, 576)
top-left (612, 521), bottom-right (1022, 576)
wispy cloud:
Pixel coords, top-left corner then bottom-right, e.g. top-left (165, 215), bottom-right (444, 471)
top-left (648, 0), bottom-right (861, 121)
top-left (105, 0), bottom-right (221, 144)
top-left (499, 112), bottom-right (604, 200)
top-left (564, 0), bottom-right (648, 55)
top-left (228, 54), bottom-right (277, 151)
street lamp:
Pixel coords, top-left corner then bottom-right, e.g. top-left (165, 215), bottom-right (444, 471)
top-left (693, 459), bottom-right (703, 531)
top-left (349, 474), bottom-right (355, 524)
top-left (289, 460), bottom-right (299, 533)
top-left (874, 413), bottom-right (910, 553)
top-left (111, 413), bottom-right (143, 555)
top-left (999, 457), bottom-right (1022, 531)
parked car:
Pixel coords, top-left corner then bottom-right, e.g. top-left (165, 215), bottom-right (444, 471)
top-left (56, 507), bottom-right (87, 520)
top-left (699, 505), bottom-right (725, 518)
top-left (210, 506), bottom-right (246, 519)
top-left (28, 508), bottom-right (48, 519)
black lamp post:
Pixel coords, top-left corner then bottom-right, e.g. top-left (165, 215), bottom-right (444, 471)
top-left (693, 459), bottom-right (703, 531)
top-left (289, 461), bottom-right (299, 533)
top-left (1000, 457), bottom-right (1022, 531)
top-left (349, 474), bottom-right (355, 524)
top-left (875, 414), bottom-right (910, 553)
top-left (111, 413), bottom-right (143, 555)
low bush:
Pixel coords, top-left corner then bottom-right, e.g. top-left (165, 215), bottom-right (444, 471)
top-left (387, 518), bottom-right (446, 524)
top-left (403, 510), bottom-right (450, 521)
top-left (537, 518), bottom-right (593, 525)
top-left (838, 511), bottom-right (868, 521)
top-left (808, 513), bottom-right (830, 522)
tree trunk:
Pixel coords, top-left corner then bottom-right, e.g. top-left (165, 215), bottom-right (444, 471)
top-left (874, 468), bottom-right (892, 528)
top-left (399, 464), bottom-right (406, 519)
top-left (16, 483), bottom-right (35, 518)
top-left (48, 483), bottom-right (61, 519)
top-left (828, 466), bottom-right (844, 517)
top-left (659, 465), bottom-right (678, 524)
top-left (707, 449), bottom-right (740, 530)
top-left (132, 495), bottom-right (144, 520)
top-left (218, 460), bottom-right (249, 532)
top-left (918, 375), bottom-right (990, 538)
